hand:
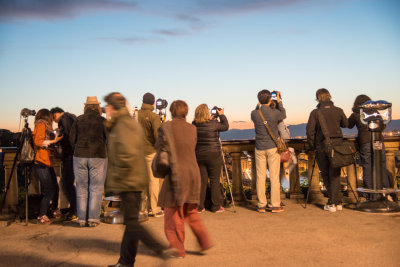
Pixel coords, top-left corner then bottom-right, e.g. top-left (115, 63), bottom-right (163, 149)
top-left (276, 91), bottom-right (282, 103)
top-left (54, 134), bottom-right (64, 143)
top-left (217, 108), bottom-right (224, 115)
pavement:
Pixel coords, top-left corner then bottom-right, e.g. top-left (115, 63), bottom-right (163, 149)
top-left (1, 199), bottom-right (400, 267)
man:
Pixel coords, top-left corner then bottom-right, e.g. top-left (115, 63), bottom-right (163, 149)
top-left (50, 107), bottom-right (77, 219)
top-left (137, 93), bottom-right (163, 217)
top-left (251, 90), bottom-right (286, 213)
top-left (104, 92), bottom-right (174, 267)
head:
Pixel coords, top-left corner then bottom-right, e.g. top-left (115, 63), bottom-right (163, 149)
top-left (353, 94), bottom-right (371, 110)
top-left (194, 104), bottom-right (211, 124)
top-left (316, 88), bottom-right (331, 102)
top-left (257, 89), bottom-right (271, 105)
top-left (35, 109), bottom-right (52, 125)
top-left (143, 92), bottom-right (155, 105)
top-left (170, 100), bottom-right (188, 119)
top-left (103, 92), bottom-right (127, 118)
top-left (50, 107), bottom-right (64, 123)
top-left (270, 100), bottom-right (278, 109)
top-left (84, 96), bottom-right (101, 115)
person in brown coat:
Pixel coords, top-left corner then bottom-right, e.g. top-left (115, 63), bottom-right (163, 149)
top-left (155, 100), bottom-right (213, 258)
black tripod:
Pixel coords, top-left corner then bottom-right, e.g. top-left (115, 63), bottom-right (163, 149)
top-left (0, 117), bottom-right (34, 225)
top-left (304, 155), bottom-right (359, 208)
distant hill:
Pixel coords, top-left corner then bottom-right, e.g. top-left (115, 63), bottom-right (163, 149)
top-left (221, 119), bottom-right (400, 141)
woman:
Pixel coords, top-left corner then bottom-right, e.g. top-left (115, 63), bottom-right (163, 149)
top-left (348, 95), bottom-right (391, 199)
top-left (306, 88), bottom-right (348, 212)
top-left (192, 104), bottom-right (229, 213)
top-left (156, 100), bottom-right (213, 258)
top-left (32, 109), bottom-right (63, 224)
top-left (69, 96), bottom-right (107, 227)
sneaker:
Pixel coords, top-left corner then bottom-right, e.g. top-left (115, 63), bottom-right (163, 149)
top-left (336, 204), bottom-right (343, 211)
top-left (215, 206), bottom-right (225, 213)
top-left (52, 209), bottom-right (63, 219)
top-left (88, 221), bottom-right (100, 227)
top-left (153, 211), bottom-right (164, 218)
top-left (198, 208), bottom-right (205, 214)
top-left (37, 215), bottom-right (51, 225)
top-left (78, 221), bottom-right (86, 227)
top-left (324, 204), bottom-right (337, 212)
top-left (160, 248), bottom-right (181, 259)
top-left (271, 207), bottom-right (284, 213)
top-left (257, 207), bottom-right (266, 213)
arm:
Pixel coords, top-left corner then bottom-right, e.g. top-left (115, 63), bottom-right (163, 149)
top-left (339, 108), bottom-right (349, 128)
top-left (152, 114), bottom-right (162, 142)
top-left (277, 102), bottom-right (287, 121)
top-left (69, 120), bottom-right (77, 152)
top-left (216, 114), bottom-right (229, 132)
top-left (33, 123), bottom-right (62, 148)
top-left (348, 113), bottom-right (357, 129)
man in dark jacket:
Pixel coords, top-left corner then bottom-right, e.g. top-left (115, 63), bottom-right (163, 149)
top-left (50, 107), bottom-right (77, 219)
top-left (137, 93), bottom-right (163, 217)
top-left (306, 88), bottom-right (348, 212)
top-left (251, 89), bottom-right (286, 213)
top-left (104, 92), bottom-right (173, 267)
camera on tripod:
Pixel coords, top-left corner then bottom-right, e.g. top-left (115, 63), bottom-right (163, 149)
top-left (211, 106), bottom-right (222, 118)
top-left (156, 98), bottom-right (168, 110)
top-left (20, 108), bottom-right (36, 118)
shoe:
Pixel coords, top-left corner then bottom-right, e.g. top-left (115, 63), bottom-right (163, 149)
top-left (280, 202), bottom-right (286, 207)
top-left (78, 221), bottom-right (86, 227)
top-left (267, 203), bottom-right (284, 210)
top-left (198, 208), bottom-right (205, 214)
top-left (257, 207), bottom-right (266, 213)
top-left (37, 215), bottom-right (51, 225)
top-left (153, 211), bottom-right (164, 218)
top-left (87, 221), bottom-right (100, 227)
top-left (336, 204), bottom-right (343, 211)
top-left (324, 204), bottom-right (337, 212)
top-left (66, 213), bottom-right (78, 221)
top-left (271, 207), bottom-right (284, 213)
top-left (215, 206), bottom-right (225, 213)
top-left (52, 209), bottom-right (63, 219)
top-left (108, 263), bottom-right (130, 267)
top-left (160, 247), bottom-right (181, 259)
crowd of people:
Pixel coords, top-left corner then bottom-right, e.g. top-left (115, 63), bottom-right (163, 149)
top-left (29, 88), bottom-right (395, 266)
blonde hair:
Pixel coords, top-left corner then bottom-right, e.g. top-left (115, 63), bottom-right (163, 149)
top-left (194, 104), bottom-right (211, 124)
top-left (84, 104), bottom-right (102, 115)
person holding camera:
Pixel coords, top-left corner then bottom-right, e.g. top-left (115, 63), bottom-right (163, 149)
top-left (306, 88), bottom-right (348, 212)
top-left (192, 104), bottom-right (229, 213)
top-left (32, 109), bottom-right (63, 224)
top-left (137, 93), bottom-right (163, 217)
top-left (251, 90), bottom-right (286, 213)
top-left (69, 96), bottom-right (107, 227)
top-left (50, 107), bottom-right (77, 220)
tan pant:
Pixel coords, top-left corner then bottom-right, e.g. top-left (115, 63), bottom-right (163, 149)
top-left (255, 147), bottom-right (281, 208)
top-left (145, 153), bottom-right (162, 214)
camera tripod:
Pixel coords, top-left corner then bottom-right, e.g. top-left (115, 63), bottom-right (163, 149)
top-left (304, 154), bottom-right (359, 209)
top-left (218, 138), bottom-right (236, 213)
top-left (0, 117), bottom-right (34, 225)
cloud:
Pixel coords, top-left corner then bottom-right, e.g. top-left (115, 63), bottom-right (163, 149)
top-left (0, 0), bottom-right (137, 21)
top-left (153, 29), bottom-right (189, 37)
top-left (97, 36), bottom-right (163, 44)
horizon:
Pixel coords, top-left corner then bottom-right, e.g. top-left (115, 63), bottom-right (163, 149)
top-left (1, 0), bottom-right (399, 132)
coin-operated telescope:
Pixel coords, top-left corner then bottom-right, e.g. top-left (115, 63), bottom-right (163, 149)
top-left (357, 100), bottom-right (399, 212)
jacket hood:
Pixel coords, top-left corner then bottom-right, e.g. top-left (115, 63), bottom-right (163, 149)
top-left (317, 100), bottom-right (334, 109)
top-left (141, 103), bottom-right (155, 111)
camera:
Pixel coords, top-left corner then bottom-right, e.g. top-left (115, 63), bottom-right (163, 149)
top-left (54, 128), bottom-right (64, 136)
top-left (156, 98), bottom-right (168, 110)
top-left (211, 106), bottom-right (222, 117)
top-left (20, 108), bottom-right (36, 117)
top-left (271, 91), bottom-right (278, 101)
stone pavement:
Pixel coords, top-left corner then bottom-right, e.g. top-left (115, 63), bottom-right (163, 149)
top-left (1, 200), bottom-right (399, 267)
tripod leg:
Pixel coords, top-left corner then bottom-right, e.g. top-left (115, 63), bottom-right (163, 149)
top-left (305, 157), bottom-right (316, 208)
top-left (219, 138), bottom-right (236, 213)
top-left (24, 166), bottom-right (31, 226)
top-left (348, 162), bottom-right (360, 204)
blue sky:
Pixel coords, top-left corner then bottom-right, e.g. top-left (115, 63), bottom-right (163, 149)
top-left (0, 0), bottom-right (399, 131)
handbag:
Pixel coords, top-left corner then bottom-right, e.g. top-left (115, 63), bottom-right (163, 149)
top-left (20, 134), bottom-right (35, 164)
top-left (257, 109), bottom-right (290, 162)
top-left (151, 149), bottom-right (170, 178)
top-left (316, 110), bottom-right (356, 168)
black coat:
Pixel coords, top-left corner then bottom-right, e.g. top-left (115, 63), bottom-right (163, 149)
top-left (192, 115), bottom-right (229, 154)
top-left (306, 101), bottom-right (348, 150)
top-left (69, 109), bottom-right (107, 158)
top-left (57, 112), bottom-right (76, 158)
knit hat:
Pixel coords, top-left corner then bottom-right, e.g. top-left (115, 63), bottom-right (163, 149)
top-left (143, 93), bottom-right (155, 105)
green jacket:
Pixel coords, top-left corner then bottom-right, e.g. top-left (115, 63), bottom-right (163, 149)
top-left (137, 103), bottom-right (161, 155)
top-left (104, 108), bottom-right (149, 193)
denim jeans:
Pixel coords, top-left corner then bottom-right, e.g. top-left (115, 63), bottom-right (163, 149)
top-left (73, 157), bottom-right (107, 223)
top-left (33, 164), bottom-right (59, 217)
top-left (61, 155), bottom-right (76, 213)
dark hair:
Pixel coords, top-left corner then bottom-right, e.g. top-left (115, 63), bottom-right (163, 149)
top-left (35, 109), bottom-right (52, 124)
top-left (257, 89), bottom-right (271, 104)
top-left (104, 92), bottom-right (126, 110)
top-left (352, 94), bottom-right (371, 111)
top-left (316, 88), bottom-right (331, 102)
top-left (50, 107), bottom-right (64, 114)
top-left (170, 100), bottom-right (188, 119)
top-left (270, 100), bottom-right (278, 109)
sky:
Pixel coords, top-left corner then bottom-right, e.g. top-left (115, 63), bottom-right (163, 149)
top-left (0, 0), bottom-right (399, 132)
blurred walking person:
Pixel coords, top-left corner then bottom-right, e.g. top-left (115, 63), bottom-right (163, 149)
top-left (69, 96), bottom-right (107, 227)
top-left (193, 104), bottom-right (229, 213)
top-left (306, 88), bottom-right (348, 212)
top-left (137, 93), bottom-right (163, 217)
top-left (156, 100), bottom-right (213, 258)
top-left (32, 109), bottom-right (63, 224)
top-left (104, 92), bottom-right (173, 267)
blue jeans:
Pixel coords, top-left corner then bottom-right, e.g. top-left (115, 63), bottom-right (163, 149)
top-left (33, 164), bottom-right (59, 217)
top-left (73, 157), bottom-right (107, 223)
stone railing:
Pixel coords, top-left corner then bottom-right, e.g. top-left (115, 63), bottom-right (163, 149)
top-left (1, 137), bottom-right (399, 209)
